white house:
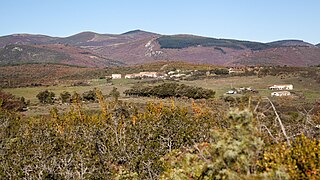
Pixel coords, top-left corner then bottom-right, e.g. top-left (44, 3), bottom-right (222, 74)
top-left (125, 74), bottom-right (139, 79)
top-left (168, 71), bottom-right (175, 75)
top-left (226, 90), bottom-right (238, 94)
top-left (125, 72), bottom-right (158, 79)
top-left (139, 72), bottom-right (158, 78)
top-left (271, 91), bottom-right (291, 97)
top-left (228, 67), bottom-right (245, 74)
top-left (269, 84), bottom-right (293, 90)
top-left (111, 74), bottom-right (122, 79)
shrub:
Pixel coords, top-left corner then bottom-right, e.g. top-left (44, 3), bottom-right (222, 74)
top-left (60, 91), bottom-right (71, 103)
top-left (260, 135), bottom-right (320, 179)
top-left (82, 90), bottom-right (96, 102)
top-left (109, 87), bottom-right (120, 101)
top-left (0, 90), bottom-right (28, 111)
top-left (124, 83), bottom-right (215, 99)
top-left (36, 90), bottom-right (55, 104)
top-left (160, 109), bottom-right (284, 179)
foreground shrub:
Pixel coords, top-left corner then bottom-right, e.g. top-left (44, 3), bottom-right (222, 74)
top-left (160, 109), bottom-right (288, 179)
top-left (260, 135), bottom-right (320, 179)
top-left (0, 92), bottom-right (218, 179)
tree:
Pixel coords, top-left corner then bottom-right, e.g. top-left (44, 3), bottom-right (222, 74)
top-left (109, 87), bottom-right (120, 102)
top-left (36, 90), bottom-right (55, 104)
top-left (82, 90), bottom-right (96, 102)
top-left (60, 91), bottom-right (71, 103)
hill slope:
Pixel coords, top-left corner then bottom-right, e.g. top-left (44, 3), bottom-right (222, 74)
top-left (267, 40), bottom-right (314, 47)
top-left (0, 44), bottom-right (124, 67)
top-left (0, 31), bottom-right (319, 67)
top-left (0, 34), bottom-right (58, 48)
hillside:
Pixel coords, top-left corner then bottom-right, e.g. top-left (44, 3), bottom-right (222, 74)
top-left (232, 46), bottom-right (320, 66)
top-left (0, 30), bottom-right (319, 67)
top-left (157, 35), bottom-right (270, 50)
top-left (50, 30), bottom-right (158, 47)
top-left (0, 44), bottom-right (124, 67)
top-left (267, 40), bottom-right (314, 47)
top-left (0, 34), bottom-right (58, 48)
top-left (0, 63), bottom-right (105, 87)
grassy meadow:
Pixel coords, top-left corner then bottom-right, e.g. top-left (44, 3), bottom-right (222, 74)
top-left (3, 74), bottom-right (320, 116)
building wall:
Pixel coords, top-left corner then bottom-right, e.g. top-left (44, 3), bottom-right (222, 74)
top-left (112, 74), bottom-right (122, 79)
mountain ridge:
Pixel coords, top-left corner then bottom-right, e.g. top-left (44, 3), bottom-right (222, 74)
top-left (0, 30), bottom-right (319, 67)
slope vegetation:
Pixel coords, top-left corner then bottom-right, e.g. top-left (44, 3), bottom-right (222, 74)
top-left (0, 44), bottom-right (124, 67)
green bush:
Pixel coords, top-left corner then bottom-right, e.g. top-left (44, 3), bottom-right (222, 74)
top-left (36, 90), bottom-right (55, 104)
top-left (160, 109), bottom-right (286, 179)
top-left (60, 91), bottom-right (71, 103)
top-left (82, 90), bottom-right (96, 102)
top-left (124, 82), bottom-right (215, 99)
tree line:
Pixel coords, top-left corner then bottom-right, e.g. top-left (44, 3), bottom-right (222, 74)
top-left (124, 82), bottom-right (215, 99)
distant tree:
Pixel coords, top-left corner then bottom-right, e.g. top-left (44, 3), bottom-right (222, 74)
top-left (109, 87), bottom-right (120, 102)
top-left (124, 83), bottom-right (215, 99)
top-left (0, 90), bottom-right (28, 111)
top-left (36, 90), bottom-right (55, 104)
top-left (82, 90), bottom-right (96, 102)
top-left (60, 91), bottom-right (71, 103)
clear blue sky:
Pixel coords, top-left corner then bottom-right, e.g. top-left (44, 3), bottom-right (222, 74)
top-left (1, 0), bottom-right (319, 44)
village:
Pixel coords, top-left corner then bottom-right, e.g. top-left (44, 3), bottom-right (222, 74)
top-left (107, 67), bottom-right (295, 98)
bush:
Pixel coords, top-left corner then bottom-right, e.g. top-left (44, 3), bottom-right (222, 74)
top-left (260, 135), bottom-right (320, 179)
top-left (60, 91), bottom-right (71, 103)
top-left (160, 109), bottom-right (286, 179)
top-left (109, 87), bottom-right (120, 101)
top-left (82, 90), bottom-right (96, 102)
top-left (0, 94), bottom-right (218, 179)
top-left (124, 83), bottom-right (215, 99)
top-left (0, 90), bottom-right (28, 111)
top-left (36, 90), bottom-right (55, 104)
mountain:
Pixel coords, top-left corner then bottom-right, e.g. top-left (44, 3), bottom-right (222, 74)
top-left (0, 44), bottom-right (124, 67)
top-left (232, 46), bottom-right (320, 66)
top-left (267, 40), bottom-right (315, 47)
top-left (92, 34), bottom-right (320, 66)
top-left (0, 34), bottom-right (58, 48)
top-left (0, 30), bottom-right (319, 67)
top-left (316, 43), bottom-right (320, 47)
top-left (50, 30), bottom-right (158, 47)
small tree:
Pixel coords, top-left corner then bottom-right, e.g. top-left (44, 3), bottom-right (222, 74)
top-left (36, 90), bottom-right (55, 104)
top-left (60, 91), bottom-right (71, 103)
top-left (82, 90), bottom-right (96, 102)
top-left (109, 87), bottom-right (120, 101)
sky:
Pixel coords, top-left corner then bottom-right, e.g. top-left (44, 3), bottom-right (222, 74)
top-left (0, 0), bottom-right (319, 44)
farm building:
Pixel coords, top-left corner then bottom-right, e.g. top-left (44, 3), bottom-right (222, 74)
top-left (111, 74), bottom-right (122, 79)
top-left (125, 72), bottom-right (158, 79)
top-left (269, 84), bottom-right (293, 90)
top-left (139, 72), bottom-right (158, 78)
top-left (228, 67), bottom-right (245, 74)
top-left (125, 74), bottom-right (140, 79)
top-left (271, 91), bottom-right (291, 97)
top-left (226, 90), bottom-right (238, 94)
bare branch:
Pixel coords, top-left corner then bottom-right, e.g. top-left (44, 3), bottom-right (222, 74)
top-left (265, 97), bottom-right (291, 146)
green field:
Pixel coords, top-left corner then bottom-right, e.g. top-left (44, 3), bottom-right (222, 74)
top-left (4, 75), bottom-right (320, 116)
